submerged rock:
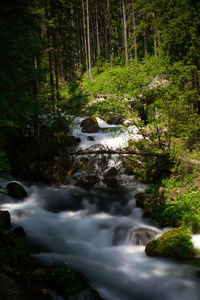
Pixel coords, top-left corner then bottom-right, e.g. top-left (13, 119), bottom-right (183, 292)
top-left (75, 176), bottom-right (99, 188)
top-left (145, 228), bottom-right (195, 259)
top-left (81, 117), bottom-right (100, 133)
top-left (129, 227), bottom-right (159, 246)
top-left (0, 210), bottom-right (11, 228)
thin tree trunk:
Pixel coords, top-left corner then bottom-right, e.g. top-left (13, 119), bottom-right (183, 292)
top-left (107, 0), bottom-right (113, 63)
top-left (54, 54), bottom-right (60, 103)
top-left (105, 12), bottom-right (109, 62)
top-left (132, 0), bottom-right (137, 61)
top-left (96, 3), bottom-right (100, 53)
top-left (152, 12), bottom-right (158, 56)
top-left (48, 42), bottom-right (55, 102)
top-left (144, 29), bottom-right (148, 57)
top-left (82, 0), bottom-right (89, 75)
top-left (86, 0), bottom-right (93, 81)
top-left (122, 1), bottom-right (128, 64)
top-left (33, 58), bottom-right (40, 144)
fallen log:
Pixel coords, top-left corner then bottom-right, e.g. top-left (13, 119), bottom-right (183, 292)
top-left (70, 150), bottom-right (163, 157)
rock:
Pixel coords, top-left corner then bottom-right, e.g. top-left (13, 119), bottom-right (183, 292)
top-left (7, 182), bottom-right (28, 199)
top-left (135, 193), bottom-right (157, 217)
top-left (129, 227), bottom-right (159, 246)
top-left (87, 136), bottom-right (95, 141)
top-left (104, 167), bottom-right (118, 178)
top-left (112, 226), bottom-right (130, 245)
top-left (81, 117), bottom-right (100, 133)
top-left (145, 228), bottom-right (195, 259)
top-left (103, 178), bottom-right (119, 188)
top-left (123, 158), bottom-right (134, 175)
top-left (123, 119), bottom-right (134, 126)
top-left (0, 210), bottom-right (11, 228)
top-left (106, 115), bottom-right (125, 125)
top-left (76, 176), bottom-right (99, 188)
top-left (135, 193), bottom-right (154, 209)
top-left (158, 186), bottom-right (167, 199)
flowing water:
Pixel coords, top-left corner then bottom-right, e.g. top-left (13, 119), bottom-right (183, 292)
top-left (1, 118), bottom-right (200, 300)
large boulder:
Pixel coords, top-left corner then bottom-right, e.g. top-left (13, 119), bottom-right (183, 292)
top-left (7, 182), bottom-right (28, 199)
top-left (129, 227), bottom-right (159, 246)
top-left (81, 117), bottom-right (100, 133)
top-left (104, 167), bottom-right (118, 178)
top-left (145, 228), bottom-right (195, 259)
top-left (0, 210), bottom-right (11, 228)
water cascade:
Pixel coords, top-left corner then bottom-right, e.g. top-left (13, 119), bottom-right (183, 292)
top-left (1, 118), bottom-right (200, 300)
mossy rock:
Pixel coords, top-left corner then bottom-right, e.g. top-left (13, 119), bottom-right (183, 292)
top-left (7, 182), bottom-right (28, 199)
top-left (145, 228), bottom-right (195, 259)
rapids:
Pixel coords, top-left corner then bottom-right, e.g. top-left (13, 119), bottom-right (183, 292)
top-left (1, 117), bottom-right (200, 300)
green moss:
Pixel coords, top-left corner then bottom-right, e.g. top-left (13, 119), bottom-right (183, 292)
top-left (145, 228), bottom-right (195, 259)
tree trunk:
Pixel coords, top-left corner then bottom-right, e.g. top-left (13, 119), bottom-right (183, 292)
top-left (107, 0), bottom-right (113, 63)
top-left (86, 0), bottom-right (93, 81)
top-left (144, 29), bottom-right (148, 57)
top-left (122, 1), bottom-right (128, 64)
top-left (132, 0), bottom-right (137, 61)
top-left (82, 0), bottom-right (89, 76)
top-left (96, 3), bottom-right (100, 53)
top-left (152, 12), bottom-right (158, 56)
top-left (70, 149), bottom-right (163, 157)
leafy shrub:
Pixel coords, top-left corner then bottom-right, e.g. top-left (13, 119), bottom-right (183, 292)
top-left (156, 179), bottom-right (200, 232)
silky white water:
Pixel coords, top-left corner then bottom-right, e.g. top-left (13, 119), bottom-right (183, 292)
top-left (1, 118), bottom-right (200, 300)
top-left (1, 181), bottom-right (200, 300)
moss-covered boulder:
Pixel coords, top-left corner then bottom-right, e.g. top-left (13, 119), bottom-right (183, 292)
top-left (7, 182), bottom-right (28, 199)
top-left (145, 228), bottom-right (195, 259)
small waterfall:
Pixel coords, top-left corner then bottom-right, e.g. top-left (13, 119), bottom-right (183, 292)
top-left (1, 117), bottom-right (200, 300)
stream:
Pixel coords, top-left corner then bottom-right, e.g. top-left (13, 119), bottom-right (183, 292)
top-left (1, 117), bottom-right (200, 300)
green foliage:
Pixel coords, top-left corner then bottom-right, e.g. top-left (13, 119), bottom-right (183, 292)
top-left (155, 172), bottom-right (200, 232)
top-left (82, 57), bottom-right (167, 96)
top-left (129, 152), bottom-right (173, 184)
top-left (0, 152), bottom-right (10, 175)
top-left (145, 227), bottom-right (195, 259)
top-left (63, 81), bottom-right (89, 116)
